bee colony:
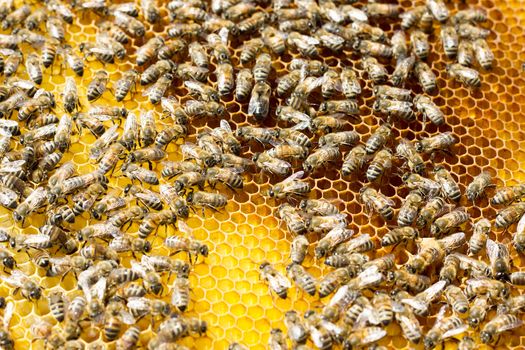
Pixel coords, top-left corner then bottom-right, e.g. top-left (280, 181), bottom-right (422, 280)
top-left (0, 0), bottom-right (521, 349)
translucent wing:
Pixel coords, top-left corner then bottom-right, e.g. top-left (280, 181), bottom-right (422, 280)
top-left (268, 272), bottom-right (291, 291)
top-left (184, 80), bottom-right (204, 93)
top-left (439, 232), bottom-right (466, 252)
top-left (161, 96), bottom-right (179, 114)
top-left (418, 280), bottom-right (447, 303)
top-left (180, 143), bottom-right (199, 159)
top-left (219, 119), bottom-right (232, 133)
top-left (345, 234), bottom-right (371, 253)
top-left (442, 323), bottom-right (467, 339)
top-left (130, 260), bottom-right (148, 277)
top-left (486, 238), bottom-right (510, 265)
top-left (109, 235), bottom-right (131, 252)
top-left (88, 277), bottom-right (106, 302)
top-left (400, 298), bottom-right (427, 313)
top-left (361, 327), bottom-right (387, 344)
top-left (517, 212), bottom-right (525, 234)
top-left (127, 297), bottom-right (149, 311)
top-left (355, 265), bottom-right (383, 289)
top-left (291, 122), bottom-right (311, 131)
top-left (283, 170), bottom-right (305, 183)
top-left (490, 316), bottom-right (523, 332)
top-left (3, 301), bottom-right (13, 329)
top-left (328, 284), bottom-right (359, 308)
top-left (218, 27), bottom-right (229, 44)
top-left (0, 160), bottom-right (26, 173)
top-left (1, 269), bottom-right (26, 287)
top-left (119, 309), bottom-right (136, 325)
top-left (24, 234), bottom-right (51, 246)
top-left (356, 306), bottom-right (381, 327)
top-left (262, 160), bottom-right (291, 174)
top-left (318, 214), bottom-right (347, 229)
top-left (178, 220), bottom-right (193, 235)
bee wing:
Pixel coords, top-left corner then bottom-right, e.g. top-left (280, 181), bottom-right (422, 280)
top-left (360, 326), bottom-right (387, 344)
top-left (1, 269), bottom-right (26, 287)
top-left (127, 297), bottom-right (149, 311)
top-left (318, 214), bottom-right (347, 229)
top-left (486, 238), bottom-right (510, 264)
top-left (24, 234), bottom-right (51, 246)
top-left (491, 316), bottom-right (524, 332)
top-left (0, 159), bottom-right (26, 173)
top-left (218, 27), bottom-right (229, 44)
top-left (109, 235), bottom-right (130, 252)
top-left (10, 79), bottom-right (36, 90)
top-left (86, 277), bottom-right (106, 302)
top-left (418, 280), bottom-right (446, 303)
top-left (0, 186), bottom-right (18, 203)
top-left (262, 160), bottom-right (291, 174)
top-left (438, 232), bottom-right (466, 252)
top-left (178, 220), bottom-right (193, 235)
top-left (355, 265), bottom-right (383, 289)
top-left (130, 260), bottom-right (148, 277)
top-left (291, 122), bottom-right (311, 131)
top-left (355, 306), bottom-right (381, 327)
top-left (0, 230), bottom-right (9, 242)
top-left (3, 301), bottom-right (13, 329)
top-left (219, 119), bottom-right (233, 133)
top-left (442, 323), bottom-right (468, 339)
top-left (516, 213), bottom-right (525, 234)
top-left (283, 170), bottom-right (305, 183)
top-left (268, 272), bottom-right (291, 290)
top-left (184, 80), bottom-right (203, 93)
top-left (161, 96), bottom-right (179, 112)
top-left (180, 142), bottom-right (199, 159)
top-left (119, 309), bottom-right (136, 325)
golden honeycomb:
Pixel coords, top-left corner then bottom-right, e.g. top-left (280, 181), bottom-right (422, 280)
top-left (0, 0), bottom-right (524, 349)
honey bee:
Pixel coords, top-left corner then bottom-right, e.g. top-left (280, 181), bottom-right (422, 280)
top-left (465, 278), bottom-right (509, 300)
top-left (0, 185), bottom-right (17, 210)
top-left (141, 60), bottom-right (176, 86)
top-left (268, 328), bottom-right (287, 350)
top-left (452, 8), bottom-right (487, 24)
top-left (47, 255), bottom-right (92, 277)
top-left (46, 16), bottom-right (65, 42)
top-left (366, 148), bottom-right (393, 182)
top-left (333, 234), bottom-right (375, 257)
top-left (344, 326), bottom-right (387, 349)
top-left (216, 62), bottom-right (234, 96)
top-left (373, 98), bottom-right (415, 122)
top-left (457, 23), bottom-right (490, 40)
top-left (122, 162), bottom-right (160, 185)
top-left (2, 5), bottom-right (29, 30)
top-left (390, 54), bottom-right (416, 87)
top-left (86, 70), bottom-right (108, 102)
top-left (276, 106), bottom-right (311, 128)
top-left (185, 42), bottom-right (208, 69)
top-left (444, 285), bottom-right (469, 314)
top-left (414, 94), bottom-right (445, 125)
top-left (280, 18), bottom-right (314, 34)
top-left (184, 100), bottom-right (225, 119)
top-left (381, 227), bottom-right (418, 247)
top-left (1, 270), bottom-right (41, 300)
top-left (480, 314), bottom-right (523, 344)
top-left (207, 30), bottom-right (231, 64)
top-left (433, 166), bottom-right (461, 201)
top-left (468, 295), bottom-right (489, 327)
top-left (24, 53), bottom-right (43, 85)
top-left (248, 81), bottom-right (271, 121)
top-left (161, 161), bottom-right (201, 179)
top-left (318, 99), bottom-right (359, 117)
top-left (486, 238), bottom-right (511, 281)
top-left (290, 235), bottom-right (309, 264)
top-left (267, 171), bottom-right (310, 199)
top-left (18, 90), bottom-right (55, 121)
top-left (315, 227), bottom-right (354, 259)
top-left (235, 69), bottom-right (254, 102)
top-left (184, 80), bottom-right (219, 102)
top-left (361, 56), bottom-right (388, 84)
top-left (181, 143), bottom-right (221, 168)
top-left (62, 77), bottom-right (80, 113)
top-left (492, 184), bottom-right (525, 205)
top-left (315, 28), bottom-right (345, 52)
top-left (259, 262), bottom-right (290, 299)
top-left (253, 53), bottom-right (272, 83)
top-left (403, 173), bottom-right (442, 199)
top-left (409, 30), bottom-right (429, 60)
top-left (472, 38), bottom-right (494, 70)
top-left (341, 145), bottom-right (367, 176)
top-left (424, 313), bottom-right (466, 350)
top-left (108, 205), bottom-right (147, 228)
top-left (169, 276), bottom-right (190, 312)
top-left (276, 70), bottom-right (302, 98)
top-left (452, 253), bottom-right (492, 278)
top-left (354, 39), bottom-right (392, 58)
top-left (287, 263), bottom-right (317, 296)
top-left (469, 218), bottom-right (490, 255)
top-left (237, 11), bottom-right (268, 35)
top-left (300, 199), bottom-right (339, 216)
top-left (79, 41), bottom-right (116, 63)
top-left (388, 270), bottom-right (430, 294)
top-left (455, 40), bottom-right (474, 67)
top-left (127, 147), bottom-right (166, 164)
top-left (114, 69), bottom-right (138, 102)
top-left (414, 61), bottom-right (437, 93)
top-left (286, 31), bottom-right (319, 57)
top-left (415, 132), bottom-right (457, 154)
top-left (187, 190), bottom-right (227, 211)
top-left (144, 73), bottom-right (173, 104)
top-left (24, 7), bottom-right (46, 30)
top-left (360, 187), bottom-right (394, 220)
top-left (390, 30), bottom-right (408, 59)
top-left (465, 172), bottom-right (493, 201)
top-left (113, 11), bottom-right (145, 37)
top-left (431, 209), bottom-right (469, 237)
top-left (495, 202), bottom-right (525, 229)
top-left (155, 124), bottom-right (187, 150)
top-left (261, 26), bottom-right (286, 55)
top-left (304, 146), bottom-right (341, 173)
top-left (319, 267), bottom-right (353, 298)
top-left (267, 144), bottom-right (308, 161)
top-left (13, 186), bottom-right (47, 222)
top-left (447, 63), bottom-right (481, 88)
top-left (400, 280), bottom-right (447, 316)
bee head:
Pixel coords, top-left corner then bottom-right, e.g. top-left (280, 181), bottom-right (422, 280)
top-left (2, 256), bottom-right (14, 269)
top-left (199, 244), bottom-right (209, 257)
top-left (143, 241), bottom-right (152, 253)
top-left (30, 287), bottom-right (42, 300)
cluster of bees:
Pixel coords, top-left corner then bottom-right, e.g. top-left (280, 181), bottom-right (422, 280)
top-left (0, 0), bottom-right (509, 348)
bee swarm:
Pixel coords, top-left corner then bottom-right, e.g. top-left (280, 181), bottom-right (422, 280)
top-left (0, 0), bottom-right (520, 349)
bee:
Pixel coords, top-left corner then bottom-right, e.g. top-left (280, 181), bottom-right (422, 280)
top-left (86, 70), bottom-right (109, 102)
top-left (268, 328), bottom-right (287, 350)
top-left (181, 143), bottom-right (221, 168)
top-left (289, 58), bottom-right (327, 76)
top-left (253, 53), bottom-right (272, 83)
top-left (19, 90), bottom-right (56, 121)
top-left (290, 235), bottom-right (309, 265)
top-left (0, 185), bottom-right (17, 210)
top-left (456, 40), bottom-right (475, 67)
top-left (206, 167), bottom-right (243, 190)
top-left (473, 38), bottom-right (494, 70)
top-left (259, 262), bottom-right (290, 299)
top-left (391, 30), bottom-right (408, 59)
top-left (166, 276), bottom-right (190, 312)
top-left (486, 239), bottom-right (511, 281)
top-left (276, 106), bottom-right (311, 128)
top-left (237, 11), bottom-right (268, 35)
top-left (431, 209), bottom-right (469, 237)
top-left (275, 70), bottom-right (302, 98)
top-left (144, 73), bottom-right (173, 104)
top-left (447, 63), bottom-right (481, 88)
top-left (354, 39), bottom-right (392, 58)
top-left (465, 172), bottom-right (493, 201)
top-left (467, 295), bottom-right (489, 327)
top-left (495, 202), bottom-right (525, 229)
top-left (121, 163), bottom-right (159, 185)
top-left (426, 0), bottom-right (449, 22)
top-left (481, 314), bottom-right (523, 344)
top-left (468, 218), bottom-right (490, 255)
top-left (315, 28), bottom-right (345, 52)
top-left (235, 69), bottom-right (254, 102)
top-left (414, 61), bottom-right (437, 93)
top-left (453, 253), bottom-right (492, 279)
top-left (492, 184), bottom-right (525, 205)
top-left (374, 98), bottom-right (415, 122)
top-left (341, 145), bottom-right (367, 176)
top-left (366, 149), bottom-right (393, 182)
top-left (318, 267), bottom-right (353, 299)
top-left (405, 239), bottom-right (446, 275)
top-left (438, 25), bottom-right (459, 59)
top-left (414, 94), bottom-right (445, 125)
top-left (360, 187), bottom-right (394, 220)
top-left (141, 60), bottom-right (175, 86)
top-left (184, 100), bottom-right (225, 119)
top-left (374, 86), bottom-right (411, 103)
top-left (444, 285), bottom-right (469, 314)
top-left (25, 7), bottom-right (47, 30)
top-left (433, 166), bottom-right (461, 201)
top-left (154, 124), bottom-right (187, 150)
top-left (2, 4), bottom-right (29, 29)
top-left (13, 186), bottom-right (47, 222)
top-left (415, 132), bottom-right (457, 154)
top-left (283, 311), bottom-right (308, 344)
top-left (361, 56), bottom-right (388, 84)
top-left (267, 144), bottom-right (308, 162)
top-left (318, 99), bottom-right (359, 117)
top-left (113, 11), bottom-right (145, 37)
top-left (136, 37), bottom-right (164, 66)
top-left (344, 327), bottom-right (387, 349)
top-left (60, 77), bottom-right (81, 113)
top-left (403, 173), bottom-right (442, 199)
top-left (157, 39), bottom-right (185, 61)
top-left (127, 147), bottom-right (166, 164)
top-left (381, 227), bottom-right (418, 247)
top-left (395, 303), bottom-right (422, 344)
top-left (187, 191), bottom-right (227, 211)
top-left (452, 8), bottom-right (487, 24)
top-left (339, 67), bottom-right (361, 99)
top-left (371, 292), bottom-right (394, 326)
top-left (410, 30), bottom-right (429, 60)
top-left (424, 314), bottom-right (466, 350)
top-left (23, 53), bottom-right (43, 85)
top-left (388, 270), bottom-right (430, 294)
top-left (458, 23), bottom-right (490, 40)
top-left (364, 123), bottom-right (391, 155)
top-left (108, 205), bottom-right (148, 229)
top-left (114, 69), bottom-right (138, 102)
top-left (397, 190), bottom-right (424, 227)
top-left (1, 270), bottom-right (41, 300)
top-left (184, 42), bottom-right (209, 70)
top-left (46, 16), bottom-right (65, 42)
top-left (161, 161), bottom-right (201, 179)
top-left (304, 146), bottom-right (341, 173)
top-left (390, 54), bottom-right (416, 87)
top-left (286, 31), bottom-right (319, 57)
top-left (116, 326), bottom-right (140, 350)
top-left (299, 199), bottom-right (339, 217)
top-left (216, 62), bottom-right (234, 96)
top-left (287, 263), bottom-right (316, 296)
top-left (207, 30), bottom-right (231, 64)
top-left (184, 80), bottom-right (219, 102)
top-left (465, 278), bottom-right (509, 300)
top-left (248, 82), bottom-right (271, 121)
top-left (261, 26), bottom-right (285, 54)
top-left (315, 227), bottom-right (354, 259)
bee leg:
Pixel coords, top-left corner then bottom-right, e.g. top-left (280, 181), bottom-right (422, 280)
top-left (12, 287), bottom-right (19, 296)
top-left (148, 161), bottom-right (153, 171)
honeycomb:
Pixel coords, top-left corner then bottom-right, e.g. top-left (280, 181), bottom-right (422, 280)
top-left (0, 0), bottom-right (524, 349)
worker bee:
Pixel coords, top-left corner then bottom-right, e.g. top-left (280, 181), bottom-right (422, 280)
top-left (360, 187), bottom-right (394, 220)
top-left (141, 60), bottom-right (176, 86)
top-left (510, 272), bottom-right (525, 286)
top-left (0, 185), bottom-right (17, 210)
top-left (267, 171), bottom-right (310, 199)
top-left (286, 31), bottom-right (319, 57)
top-left (452, 253), bottom-right (491, 279)
top-left (61, 45), bottom-right (84, 76)
top-left (354, 39), bottom-right (392, 58)
top-left (207, 30), bottom-right (231, 64)
top-left (390, 30), bottom-right (408, 59)
top-left (465, 278), bottom-right (509, 300)
top-left (287, 263), bottom-right (316, 296)
top-left (283, 311), bottom-right (308, 344)
top-left (276, 70), bottom-right (302, 97)
top-left (114, 69), bottom-right (138, 102)
top-left (430, 209), bottom-right (469, 237)
top-left (457, 23), bottom-right (490, 40)
top-left (444, 285), bottom-right (469, 314)
top-left (390, 54), bottom-right (416, 87)
top-left (13, 186), bottom-right (47, 222)
top-left (113, 11), bottom-right (145, 37)
top-left (260, 26), bottom-right (285, 54)
top-left (86, 70), bottom-right (108, 102)
top-left (337, 68), bottom-right (361, 100)
top-left (374, 98), bottom-right (415, 122)
top-left (259, 262), bottom-right (290, 299)
top-left (18, 90), bottom-right (56, 121)
top-left (480, 314), bottom-right (523, 344)
top-left (456, 40), bottom-right (475, 67)
top-left (492, 184), bottom-right (525, 205)
top-left (253, 53), bottom-right (272, 83)
top-left (108, 205), bottom-right (148, 228)
top-left (374, 86), bottom-right (411, 102)
top-left (235, 69), bottom-right (254, 102)
top-left (1, 270), bottom-right (41, 300)
top-left (486, 239), bottom-right (511, 281)
top-left (381, 227), bottom-right (418, 248)
top-left (388, 270), bottom-right (430, 294)
top-left (366, 149), bottom-right (392, 182)
top-left (145, 73), bottom-right (174, 104)
top-left (62, 77), bottom-right (80, 113)
top-left (315, 227), bottom-right (354, 259)
top-left (170, 276), bottom-right (190, 312)
top-left (290, 235), bottom-right (309, 264)
top-left (275, 106), bottom-right (311, 128)
top-left (161, 161), bottom-right (201, 179)
top-left (469, 218), bottom-right (490, 255)
top-left (467, 295), bottom-right (489, 327)
top-left (318, 99), bottom-right (359, 117)
top-left (187, 190), bottom-right (227, 211)
top-left (127, 147), bottom-right (165, 164)
top-left (433, 166), bottom-right (461, 201)
top-left (343, 326), bottom-right (387, 349)
top-left (181, 143), bottom-right (221, 168)
top-left (184, 100), bottom-right (225, 119)
top-left (361, 56), bottom-right (388, 84)
top-left (423, 314), bottom-right (466, 350)
top-left (473, 38), bottom-right (494, 70)
top-left (2, 5), bottom-right (29, 30)
top-left (248, 82), bottom-right (271, 121)
top-left (452, 8), bottom-right (487, 24)
top-left (185, 42), bottom-right (208, 70)
top-left (299, 199), bottom-right (339, 217)
top-left (341, 145), bottom-right (367, 176)
top-left (184, 80), bottom-right (219, 102)
top-left (495, 202), bottom-right (525, 229)
top-left (238, 38), bottom-right (264, 65)
top-left (121, 163), bottom-right (159, 185)
top-left (304, 146), bottom-right (341, 173)
top-left (396, 139), bottom-right (424, 174)
top-left (466, 172), bottom-right (493, 201)
top-left (48, 291), bottom-right (66, 322)
top-left (414, 61), bottom-right (437, 93)
top-left (447, 63), bottom-right (481, 88)
top-left (25, 7), bottom-right (46, 30)
top-left (216, 62), bottom-right (234, 96)
top-left (46, 16), bottom-right (65, 41)
top-left (438, 24), bottom-right (459, 58)
top-left (414, 94), bottom-right (445, 125)
top-left (410, 30), bottom-right (429, 60)
top-left (415, 132), bottom-right (457, 154)
top-left (397, 190), bottom-right (424, 227)
top-left (403, 173), bottom-right (441, 198)
top-left (364, 123), bottom-right (391, 155)
top-left (268, 328), bottom-right (287, 350)
top-left (24, 53), bottom-right (43, 85)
